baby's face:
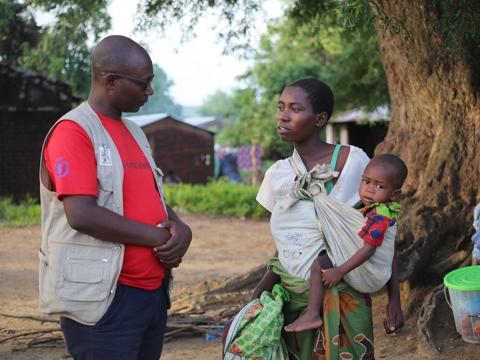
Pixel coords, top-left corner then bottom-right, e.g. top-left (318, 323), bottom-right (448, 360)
top-left (359, 163), bottom-right (399, 205)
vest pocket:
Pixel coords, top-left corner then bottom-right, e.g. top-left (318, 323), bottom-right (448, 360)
top-left (55, 245), bottom-right (113, 302)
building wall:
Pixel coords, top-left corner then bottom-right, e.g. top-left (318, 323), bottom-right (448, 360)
top-left (0, 111), bottom-right (62, 200)
top-left (142, 119), bottom-right (214, 184)
top-left (347, 123), bottom-right (388, 157)
top-left (0, 64), bottom-right (76, 200)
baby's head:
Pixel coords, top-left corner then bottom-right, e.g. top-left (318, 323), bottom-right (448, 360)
top-left (359, 154), bottom-right (408, 205)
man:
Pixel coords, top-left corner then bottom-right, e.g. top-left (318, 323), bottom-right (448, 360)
top-left (39, 35), bottom-right (192, 359)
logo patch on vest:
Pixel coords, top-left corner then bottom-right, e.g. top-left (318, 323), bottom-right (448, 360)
top-left (98, 145), bottom-right (112, 166)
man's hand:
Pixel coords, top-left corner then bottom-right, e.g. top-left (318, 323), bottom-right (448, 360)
top-left (153, 220), bottom-right (192, 267)
top-left (321, 268), bottom-right (343, 288)
top-left (156, 254), bottom-right (182, 269)
top-left (384, 299), bottom-right (404, 334)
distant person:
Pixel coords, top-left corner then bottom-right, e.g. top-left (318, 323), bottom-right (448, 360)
top-left (39, 35), bottom-right (192, 359)
top-left (214, 143), bottom-right (224, 179)
top-left (285, 154), bottom-right (407, 332)
top-left (222, 148), bottom-right (241, 183)
top-left (472, 203), bottom-right (480, 265)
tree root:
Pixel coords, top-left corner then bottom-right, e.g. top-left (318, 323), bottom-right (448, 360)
top-left (417, 283), bottom-right (444, 354)
top-left (426, 250), bottom-right (470, 274)
top-left (1, 267), bottom-right (265, 350)
top-left (0, 328), bottom-right (62, 344)
top-left (0, 313), bottom-right (58, 324)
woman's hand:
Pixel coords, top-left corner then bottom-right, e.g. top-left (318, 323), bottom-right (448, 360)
top-left (321, 268), bottom-right (343, 288)
top-left (384, 299), bottom-right (404, 334)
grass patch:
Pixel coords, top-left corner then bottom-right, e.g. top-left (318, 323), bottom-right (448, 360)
top-left (163, 181), bottom-right (268, 219)
top-left (0, 196), bottom-right (41, 227)
top-left (0, 181), bottom-right (268, 226)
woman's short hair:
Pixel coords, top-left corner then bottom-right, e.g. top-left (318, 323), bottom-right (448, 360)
top-left (287, 77), bottom-right (334, 119)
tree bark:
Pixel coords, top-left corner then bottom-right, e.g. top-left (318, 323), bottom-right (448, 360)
top-left (371, 1), bottom-right (480, 283)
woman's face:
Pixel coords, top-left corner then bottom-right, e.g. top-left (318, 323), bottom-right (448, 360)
top-left (276, 86), bottom-right (322, 143)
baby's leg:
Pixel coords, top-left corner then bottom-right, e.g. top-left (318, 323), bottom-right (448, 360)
top-left (473, 247), bottom-right (480, 266)
top-left (284, 258), bottom-right (326, 332)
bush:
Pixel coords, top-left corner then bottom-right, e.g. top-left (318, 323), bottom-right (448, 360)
top-left (0, 182), bottom-right (269, 226)
top-left (0, 196), bottom-right (41, 227)
top-left (163, 181), bottom-right (268, 219)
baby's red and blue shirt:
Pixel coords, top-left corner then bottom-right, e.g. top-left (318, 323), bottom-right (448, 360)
top-left (358, 202), bottom-right (401, 247)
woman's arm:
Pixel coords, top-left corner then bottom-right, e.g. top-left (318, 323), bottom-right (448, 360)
top-left (250, 269), bottom-right (280, 300)
top-left (384, 248), bottom-right (404, 333)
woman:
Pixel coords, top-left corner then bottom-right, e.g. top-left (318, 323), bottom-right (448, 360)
top-left (252, 78), bottom-right (404, 359)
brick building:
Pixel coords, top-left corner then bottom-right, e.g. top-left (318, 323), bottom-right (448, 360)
top-left (126, 113), bottom-right (214, 183)
top-left (0, 63), bottom-right (78, 200)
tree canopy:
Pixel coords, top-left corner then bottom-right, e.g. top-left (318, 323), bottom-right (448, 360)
top-left (0, 1), bottom-right (40, 65)
top-left (200, 6), bottom-right (387, 158)
top-left (0, 0), bottom-right (183, 113)
top-left (0, 0), bottom-right (111, 97)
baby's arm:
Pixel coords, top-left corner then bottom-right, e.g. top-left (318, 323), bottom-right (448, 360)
top-left (322, 244), bottom-right (376, 287)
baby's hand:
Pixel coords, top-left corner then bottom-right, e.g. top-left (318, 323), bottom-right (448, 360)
top-left (321, 268), bottom-right (343, 288)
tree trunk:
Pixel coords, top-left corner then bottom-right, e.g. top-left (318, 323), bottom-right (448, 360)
top-left (371, 1), bottom-right (480, 283)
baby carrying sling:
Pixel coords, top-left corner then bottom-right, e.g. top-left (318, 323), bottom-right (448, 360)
top-left (280, 148), bottom-right (396, 294)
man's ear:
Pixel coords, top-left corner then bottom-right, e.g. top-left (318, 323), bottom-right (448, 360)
top-left (315, 112), bottom-right (328, 128)
top-left (104, 74), bottom-right (117, 90)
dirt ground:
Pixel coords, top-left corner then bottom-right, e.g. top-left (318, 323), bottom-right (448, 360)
top-left (1, 213), bottom-right (479, 359)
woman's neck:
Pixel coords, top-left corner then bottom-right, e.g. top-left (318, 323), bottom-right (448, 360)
top-left (294, 138), bottom-right (335, 170)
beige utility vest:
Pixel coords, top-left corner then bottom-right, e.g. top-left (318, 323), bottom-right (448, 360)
top-left (39, 102), bottom-right (165, 325)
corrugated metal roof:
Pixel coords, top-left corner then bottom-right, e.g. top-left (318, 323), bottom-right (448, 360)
top-left (184, 116), bottom-right (218, 126)
top-left (331, 106), bottom-right (389, 124)
top-left (125, 112), bottom-right (215, 135)
top-left (125, 113), bottom-right (169, 127)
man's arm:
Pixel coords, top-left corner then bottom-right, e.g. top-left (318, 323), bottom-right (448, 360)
top-left (63, 195), bottom-right (171, 247)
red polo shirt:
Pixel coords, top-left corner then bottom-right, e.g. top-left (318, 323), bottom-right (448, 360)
top-left (44, 113), bottom-right (167, 290)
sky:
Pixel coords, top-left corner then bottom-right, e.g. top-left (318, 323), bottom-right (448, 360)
top-left (106, 0), bottom-right (284, 107)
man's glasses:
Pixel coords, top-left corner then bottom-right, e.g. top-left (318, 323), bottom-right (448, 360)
top-left (100, 71), bottom-right (154, 90)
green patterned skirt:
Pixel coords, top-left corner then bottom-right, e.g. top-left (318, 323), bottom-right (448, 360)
top-left (269, 259), bottom-right (375, 360)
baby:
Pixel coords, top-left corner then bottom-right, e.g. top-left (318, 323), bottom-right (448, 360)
top-left (285, 154), bottom-right (408, 332)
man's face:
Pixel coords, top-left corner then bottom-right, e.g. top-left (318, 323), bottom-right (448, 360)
top-left (110, 55), bottom-right (154, 113)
